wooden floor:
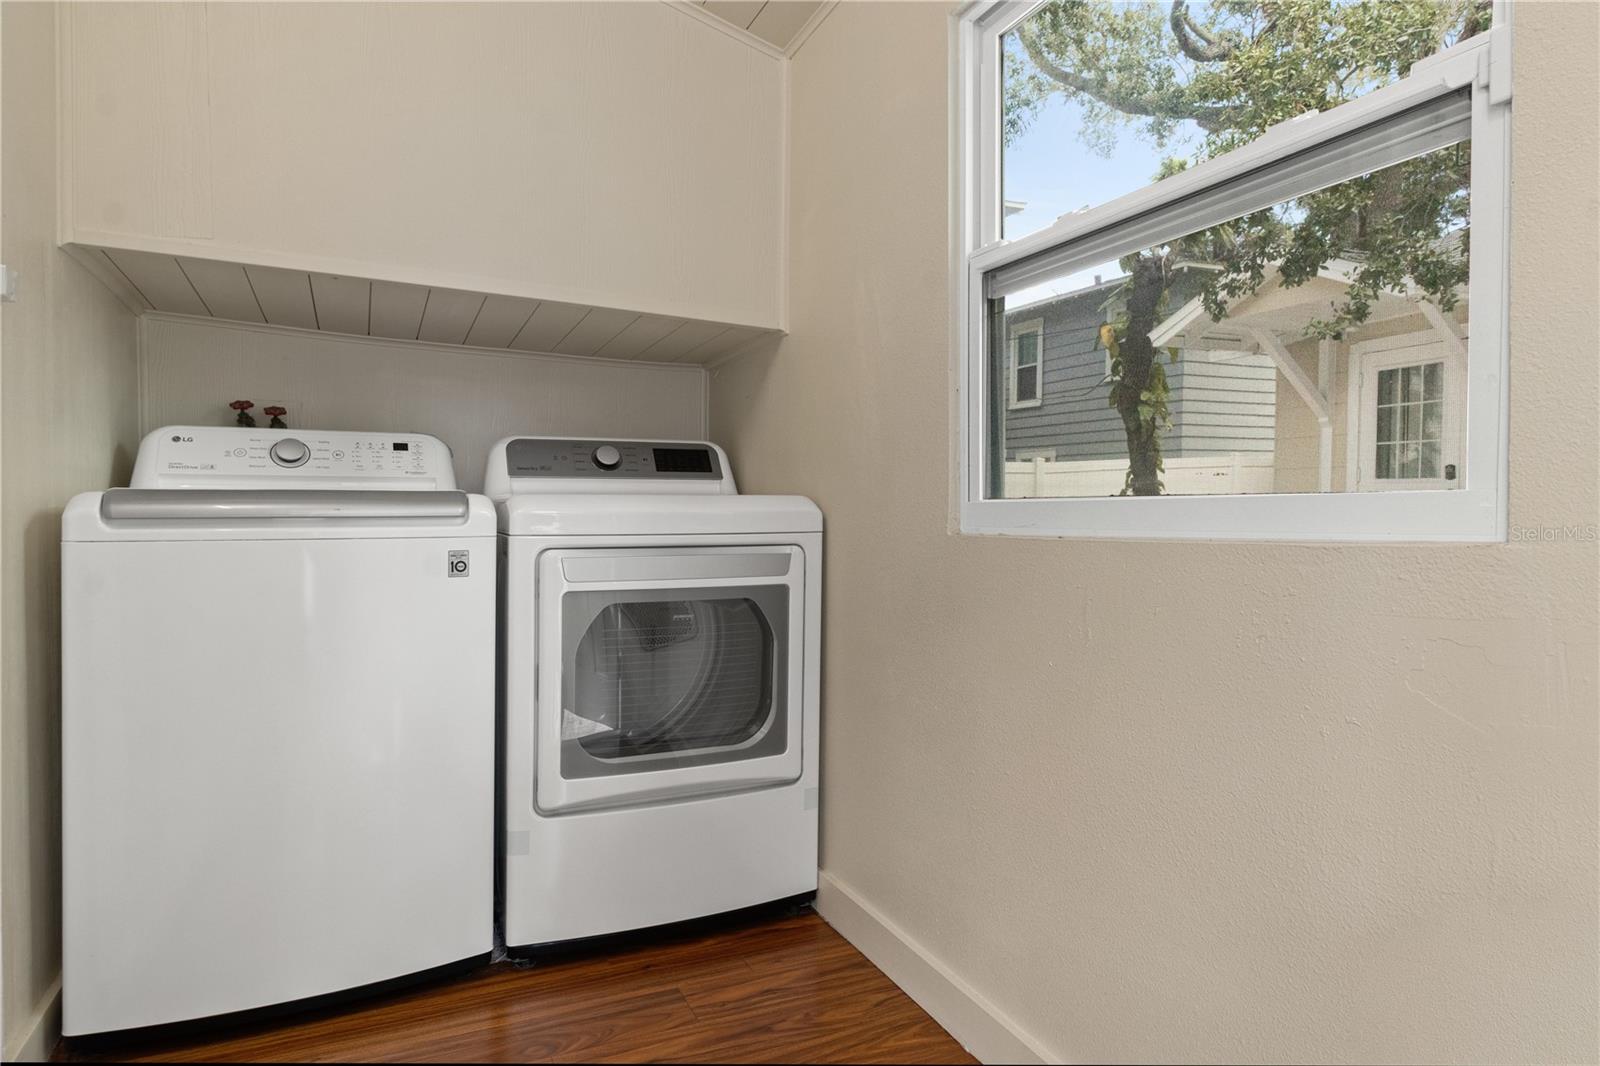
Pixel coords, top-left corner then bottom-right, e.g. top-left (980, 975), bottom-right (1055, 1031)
top-left (54, 910), bottom-right (976, 1064)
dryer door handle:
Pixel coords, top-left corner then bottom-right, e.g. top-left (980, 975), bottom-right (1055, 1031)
top-left (99, 489), bottom-right (471, 523)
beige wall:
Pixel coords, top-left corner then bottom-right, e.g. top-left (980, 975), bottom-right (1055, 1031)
top-left (1, 2), bottom-right (140, 1057)
top-left (138, 315), bottom-right (708, 493)
top-left (710, 3), bottom-right (1599, 1061)
top-left (61, 1), bottom-right (786, 329)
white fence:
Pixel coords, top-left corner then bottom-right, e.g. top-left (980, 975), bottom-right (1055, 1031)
top-left (1004, 453), bottom-right (1276, 498)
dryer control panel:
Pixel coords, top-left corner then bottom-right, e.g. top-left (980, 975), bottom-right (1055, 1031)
top-left (484, 437), bottom-right (737, 499)
top-left (130, 426), bottom-right (457, 490)
top-left (505, 439), bottom-right (722, 481)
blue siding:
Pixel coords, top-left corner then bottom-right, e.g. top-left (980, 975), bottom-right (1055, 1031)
top-left (1002, 287), bottom-right (1276, 461)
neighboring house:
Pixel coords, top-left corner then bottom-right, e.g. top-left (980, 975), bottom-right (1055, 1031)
top-left (1152, 260), bottom-right (1469, 494)
top-left (1000, 272), bottom-right (1278, 465)
top-left (1000, 261), bottom-right (1469, 496)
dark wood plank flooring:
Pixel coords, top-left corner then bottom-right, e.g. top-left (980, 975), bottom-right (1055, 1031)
top-left (54, 911), bottom-right (976, 1064)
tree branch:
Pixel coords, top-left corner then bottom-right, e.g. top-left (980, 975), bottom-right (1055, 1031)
top-left (1018, 25), bottom-right (1233, 132)
top-left (1169, 0), bottom-right (1236, 62)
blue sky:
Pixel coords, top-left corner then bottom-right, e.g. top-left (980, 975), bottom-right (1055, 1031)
top-left (1004, 96), bottom-right (1180, 242)
top-left (1001, 41), bottom-right (1203, 308)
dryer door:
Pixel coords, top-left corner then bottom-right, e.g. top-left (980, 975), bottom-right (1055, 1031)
top-left (535, 546), bottom-right (805, 813)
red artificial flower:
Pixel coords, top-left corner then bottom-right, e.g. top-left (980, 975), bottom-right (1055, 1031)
top-left (229, 400), bottom-right (254, 411)
top-left (263, 406), bottom-right (287, 417)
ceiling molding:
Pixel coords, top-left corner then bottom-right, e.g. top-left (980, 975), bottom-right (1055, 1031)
top-left (663, 1), bottom-right (788, 61)
top-left (784, 1), bottom-right (837, 58)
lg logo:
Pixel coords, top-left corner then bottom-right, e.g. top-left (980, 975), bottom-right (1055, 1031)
top-left (447, 550), bottom-right (470, 578)
top-left (171, 435), bottom-right (194, 443)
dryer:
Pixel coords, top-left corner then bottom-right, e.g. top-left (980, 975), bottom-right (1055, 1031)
top-left (62, 426), bottom-right (496, 1036)
top-left (486, 437), bottom-right (821, 948)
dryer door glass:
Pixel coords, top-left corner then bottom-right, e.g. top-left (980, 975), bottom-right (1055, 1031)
top-left (559, 584), bottom-right (789, 779)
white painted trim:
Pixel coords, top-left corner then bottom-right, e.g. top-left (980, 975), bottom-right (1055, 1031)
top-left (4, 979), bottom-right (61, 1063)
top-left (1345, 341), bottom-right (1364, 494)
top-left (1348, 330), bottom-right (1465, 493)
top-left (1317, 339), bottom-right (1336, 492)
top-left (1249, 327), bottom-right (1328, 423)
top-left (971, 36), bottom-right (1488, 279)
top-left (953, 2), bottom-right (1511, 542)
top-left (662, 1), bottom-right (787, 61)
top-left (815, 872), bottom-right (1057, 1065)
top-left (1416, 297), bottom-right (1467, 358)
top-left (784, 1), bottom-right (838, 59)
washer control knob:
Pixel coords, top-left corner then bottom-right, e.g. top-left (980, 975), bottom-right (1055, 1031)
top-left (592, 445), bottom-right (622, 470)
top-left (270, 438), bottom-right (310, 467)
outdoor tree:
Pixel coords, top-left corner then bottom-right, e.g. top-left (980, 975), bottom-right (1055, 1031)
top-left (1005, 0), bottom-right (1485, 494)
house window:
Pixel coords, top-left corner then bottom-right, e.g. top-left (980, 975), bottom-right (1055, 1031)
top-left (1349, 332), bottom-right (1464, 492)
top-left (1008, 319), bottom-right (1043, 409)
top-left (1375, 364), bottom-right (1446, 480)
top-left (957, 0), bottom-right (1511, 541)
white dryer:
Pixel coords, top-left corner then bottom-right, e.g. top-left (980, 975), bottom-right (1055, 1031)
top-left (62, 426), bottom-right (496, 1036)
top-left (486, 437), bottom-right (821, 949)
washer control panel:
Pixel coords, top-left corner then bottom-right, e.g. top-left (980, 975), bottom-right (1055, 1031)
top-left (505, 438), bottom-right (723, 481)
top-left (131, 426), bottom-right (457, 490)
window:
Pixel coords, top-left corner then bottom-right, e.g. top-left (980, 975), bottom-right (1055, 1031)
top-left (1349, 332), bottom-right (1464, 492)
top-left (1008, 319), bottom-right (1043, 408)
top-left (957, 1), bottom-right (1511, 541)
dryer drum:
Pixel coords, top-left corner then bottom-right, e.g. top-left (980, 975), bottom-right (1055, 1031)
top-left (571, 597), bottom-right (775, 760)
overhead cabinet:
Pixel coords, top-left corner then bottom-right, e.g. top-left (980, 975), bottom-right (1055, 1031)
top-left (59, 1), bottom-right (785, 358)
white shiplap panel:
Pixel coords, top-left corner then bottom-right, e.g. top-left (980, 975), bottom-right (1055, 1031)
top-left (139, 315), bottom-right (708, 492)
top-left (702, 1), bottom-right (766, 30)
top-left (308, 274), bottom-right (372, 336)
top-left (747, 2), bottom-right (823, 48)
top-left (681, 324), bottom-right (765, 363)
top-left (464, 295), bottom-right (540, 349)
top-left (593, 315), bottom-right (686, 360)
top-left (510, 301), bottom-right (591, 353)
top-left (175, 257), bottom-right (264, 323)
top-left (417, 289), bottom-right (488, 345)
top-left (638, 319), bottom-right (730, 362)
top-left (104, 249), bottom-right (208, 315)
top-left (555, 309), bottom-right (640, 358)
top-left (369, 281), bottom-right (430, 340)
top-left (244, 266), bottom-right (319, 330)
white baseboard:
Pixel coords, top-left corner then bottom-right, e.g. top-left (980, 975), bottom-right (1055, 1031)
top-left (815, 872), bottom-right (1058, 1065)
top-left (5, 977), bottom-right (61, 1062)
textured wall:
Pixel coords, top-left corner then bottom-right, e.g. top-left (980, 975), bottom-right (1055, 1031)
top-left (139, 316), bottom-right (708, 493)
top-left (710, 3), bottom-right (1599, 1061)
top-left (1, 3), bottom-right (141, 1055)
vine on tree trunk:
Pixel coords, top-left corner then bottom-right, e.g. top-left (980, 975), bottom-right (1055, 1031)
top-left (1101, 252), bottom-right (1174, 496)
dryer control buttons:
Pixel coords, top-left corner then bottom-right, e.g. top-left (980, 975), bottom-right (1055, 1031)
top-left (591, 445), bottom-right (622, 470)
top-left (269, 438), bottom-right (310, 467)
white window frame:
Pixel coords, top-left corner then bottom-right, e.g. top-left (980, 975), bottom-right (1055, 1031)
top-left (1008, 317), bottom-right (1044, 409)
top-left (954, 1), bottom-right (1512, 542)
top-left (1347, 331), bottom-right (1466, 493)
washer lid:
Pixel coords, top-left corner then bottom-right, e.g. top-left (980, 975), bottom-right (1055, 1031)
top-left (497, 493), bottom-right (821, 537)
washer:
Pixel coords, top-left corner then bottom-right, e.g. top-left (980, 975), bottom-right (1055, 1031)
top-left (62, 426), bottom-right (496, 1036)
top-left (486, 437), bottom-right (821, 948)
